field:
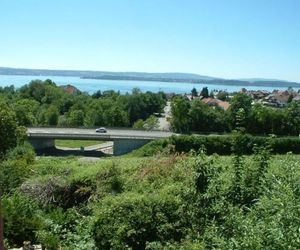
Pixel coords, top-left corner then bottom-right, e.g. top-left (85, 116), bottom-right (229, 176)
top-left (55, 140), bottom-right (104, 148)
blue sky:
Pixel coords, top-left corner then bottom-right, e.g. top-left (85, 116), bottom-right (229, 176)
top-left (1, 0), bottom-right (299, 81)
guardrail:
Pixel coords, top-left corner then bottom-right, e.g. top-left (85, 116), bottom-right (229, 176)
top-left (27, 132), bottom-right (167, 140)
top-left (27, 126), bottom-right (168, 132)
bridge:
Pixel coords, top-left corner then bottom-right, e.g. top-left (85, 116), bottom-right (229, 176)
top-left (27, 128), bottom-right (173, 155)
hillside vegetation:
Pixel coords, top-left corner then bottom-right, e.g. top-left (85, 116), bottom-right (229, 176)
top-left (1, 142), bottom-right (300, 249)
top-left (1, 79), bottom-right (300, 249)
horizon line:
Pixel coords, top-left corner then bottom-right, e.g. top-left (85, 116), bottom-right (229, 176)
top-left (0, 65), bottom-right (298, 83)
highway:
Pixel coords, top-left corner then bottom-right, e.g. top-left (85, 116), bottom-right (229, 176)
top-left (27, 127), bottom-right (174, 140)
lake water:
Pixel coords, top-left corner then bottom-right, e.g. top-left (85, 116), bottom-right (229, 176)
top-left (0, 74), bottom-right (294, 94)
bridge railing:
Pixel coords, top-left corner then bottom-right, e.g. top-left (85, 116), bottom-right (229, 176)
top-left (27, 132), bottom-right (164, 140)
top-left (27, 125), bottom-right (170, 132)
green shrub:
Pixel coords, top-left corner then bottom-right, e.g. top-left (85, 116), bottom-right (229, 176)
top-left (6, 142), bottom-right (35, 164)
top-left (2, 192), bottom-right (42, 247)
top-left (169, 135), bottom-right (300, 155)
top-left (0, 159), bottom-right (31, 194)
top-left (93, 192), bottom-right (186, 249)
top-left (36, 208), bottom-right (96, 250)
top-left (270, 137), bottom-right (300, 154)
top-left (129, 139), bottom-right (169, 157)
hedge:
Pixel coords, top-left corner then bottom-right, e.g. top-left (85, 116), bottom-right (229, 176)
top-left (169, 134), bottom-right (300, 155)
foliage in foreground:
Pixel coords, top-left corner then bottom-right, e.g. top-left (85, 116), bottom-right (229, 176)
top-left (1, 143), bottom-right (300, 249)
top-left (132, 134), bottom-right (300, 157)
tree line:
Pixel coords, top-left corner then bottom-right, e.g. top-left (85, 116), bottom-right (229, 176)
top-left (0, 80), bottom-right (166, 128)
top-left (171, 92), bottom-right (300, 135)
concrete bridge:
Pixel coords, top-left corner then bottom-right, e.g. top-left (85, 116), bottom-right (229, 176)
top-left (27, 128), bottom-right (173, 155)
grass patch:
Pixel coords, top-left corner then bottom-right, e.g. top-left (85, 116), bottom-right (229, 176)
top-left (55, 140), bottom-right (105, 148)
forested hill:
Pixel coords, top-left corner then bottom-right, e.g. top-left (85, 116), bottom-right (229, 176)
top-left (1, 66), bottom-right (300, 88)
top-left (0, 67), bottom-right (215, 80)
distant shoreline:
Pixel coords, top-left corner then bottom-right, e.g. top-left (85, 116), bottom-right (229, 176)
top-left (81, 75), bottom-right (300, 88)
top-left (1, 66), bottom-right (300, 88)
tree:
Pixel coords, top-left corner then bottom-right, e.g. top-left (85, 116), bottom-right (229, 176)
top-left (143, 115), bottom-right (159, 131)
top-left (0, 102), bottom-right (18, 156)
top-left (126, 93), bottom-right (147, 125)
top-left (230, 93), bottom-right (253, 130)
top-left (171, 96), bottom-right (191, 133)
top-left (0, 103), bottom-right (26, 249)
top-left (45, 106), bottom-right (59, 126)
top-left (191, 88), bottom-right (198, 97)
top-left (19, 80), bottom-right (46, 103)
top-left (285, 101), bottom-right (300, 135)
top-left (216, 91), bottom-right (229, 101)
top-left (189, 99), bottom-right (229, 133)
top-left (104, 106), bottom-right (129, 127)
top-left (200, 87), bottom-right (209, 98)
top-left (12, 99), bottom-right (39, 126)
top-left (68, 110), bottom-right (85, 126)
top-left (92, 90), bottom-right (102, 99)
top-left (133, 119), bottom-right (144, 129)
top-left (235, 108), bottom-right (246, 131)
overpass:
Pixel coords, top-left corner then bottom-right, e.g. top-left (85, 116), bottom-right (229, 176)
top-left (27, 128), bottom-right (173, 155)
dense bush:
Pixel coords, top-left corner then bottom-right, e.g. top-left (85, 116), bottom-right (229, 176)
top-left (0, 144), bottom-right (35, 194)
top-left (169, 134), bottom-right (300, 155)
top-left (2, 134), bottom-right (300, 249)
top-left (129, 139), bottom-right (169, 157)
top-left (269, 137), bottom-right (300, 154)
top-left (93, 192), bottom-right (186, 249)
top-left (36, 208), bottom-right (96, 250)
top-left (2, 192), bottom-right (42, 247)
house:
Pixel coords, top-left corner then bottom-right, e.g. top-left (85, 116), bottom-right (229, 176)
top-left (185, 94), bottom-right (194, 101)
top-left (202, 98), bottom-right (231, 111)
top-left (249, 90), bottom-right (270, 100)
top-left (262, 93), bottom-right (289, 107)
top-left (292, 95), bottom-right (300, 105)
top-left (60, 84), bottom-right (81, 94)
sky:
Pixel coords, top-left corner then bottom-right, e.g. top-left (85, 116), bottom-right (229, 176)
top-left (0, 0), bottom-right (300, 81)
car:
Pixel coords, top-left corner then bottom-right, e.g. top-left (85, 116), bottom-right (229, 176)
top-left (95, 127), bottom-right (107, 133)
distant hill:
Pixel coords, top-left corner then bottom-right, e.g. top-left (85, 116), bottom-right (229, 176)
top-left (239, 78), bottom-right (288, 83)
top-left (0, 66), bottom-right (299, 88)
top-left (0, 67), bottom-right (217, 81)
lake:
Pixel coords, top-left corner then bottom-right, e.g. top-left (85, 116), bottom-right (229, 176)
top-left (0, 74), bottom-right (295, 94)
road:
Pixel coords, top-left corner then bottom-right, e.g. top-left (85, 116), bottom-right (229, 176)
top-left (158, 101), bottom-right (171, 131)
top-left (27, 127), bottom-right (174, 140)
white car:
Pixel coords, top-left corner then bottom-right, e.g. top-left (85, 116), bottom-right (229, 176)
top-left (95, 127), bottom-right (107, 133)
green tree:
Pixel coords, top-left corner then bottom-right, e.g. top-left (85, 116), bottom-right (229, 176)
top-left (171, 96), bottom-right (191, 133)
top-left (143, 115), bottom-right (159, 130)
top-left (12, 99), bottom-right (39, 126)
top-left (235, 108), bottom-right (246, 131)
top-left (230, 93), bottom-right (253, 130)
top-left (191, 88), bottom-right (198, 97)
top-left (126, 93), bottom-right (147, 124)
top-left (200, 87), bottom-right (209, 98)
top-left (216, 91), bottom-right (229, 101)
top-left (285, 101), bottom-right (300, 135)
top-left (105, 106), bottom-right (129, 127)
top-left (0, 102), bottom-right (18, 156)
top-left (2, 192), bottom-right (41, 246)
top-left (133, 119), bottom-right (144, 129)
top-left (189, 99), bottom-right (229, 133)
top-left (19, 80), bottom-right (47, 103)
top-left (45, 106), bottom-right (59, 126)
top-left (68, 110), bottom-right (85, 126)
